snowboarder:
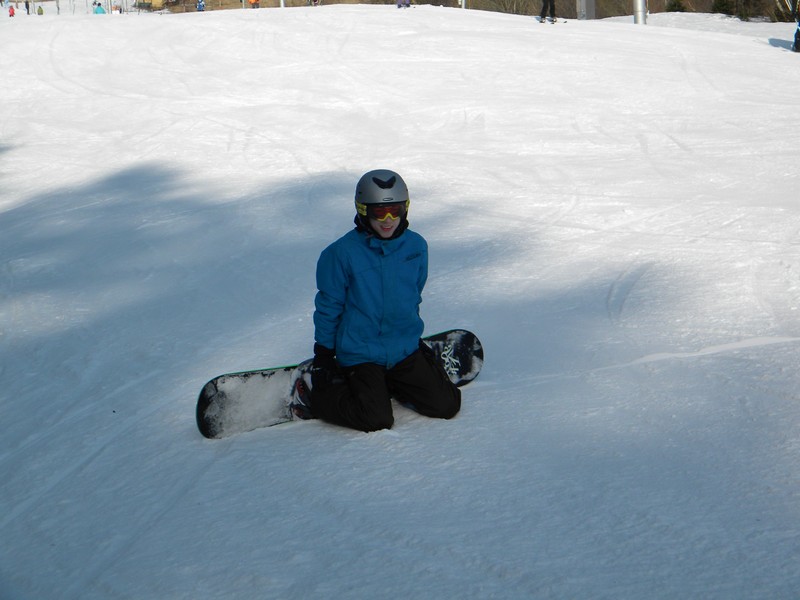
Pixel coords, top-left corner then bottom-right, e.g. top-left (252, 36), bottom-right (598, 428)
top-left (291, 169), bottom-right (461, 432)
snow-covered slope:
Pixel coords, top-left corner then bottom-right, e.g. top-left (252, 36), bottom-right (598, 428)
top-left (2, 7), bottom-right (799, 598)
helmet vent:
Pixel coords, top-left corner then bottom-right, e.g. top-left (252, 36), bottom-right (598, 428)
top-left (372, 175), bottom-right (396, 189)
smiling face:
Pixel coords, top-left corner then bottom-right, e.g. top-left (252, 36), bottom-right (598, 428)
top-left (364, 202), bottom-right (406, 239)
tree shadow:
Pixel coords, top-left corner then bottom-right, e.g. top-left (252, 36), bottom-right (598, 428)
top-left (0, 163), bottom-right (355, 444)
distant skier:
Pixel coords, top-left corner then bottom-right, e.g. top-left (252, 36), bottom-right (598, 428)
top-left (290, 169), bottom-right (461, 432)
top-left (793, 17), bottom-right (799, 52)
top-left (539, 0), bottom-right (555, 22)
top-left (397, 0), bottom-right (410, 7)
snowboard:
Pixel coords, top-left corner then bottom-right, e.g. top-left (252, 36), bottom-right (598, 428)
top-left (196, 329), bottom-right (484, 439)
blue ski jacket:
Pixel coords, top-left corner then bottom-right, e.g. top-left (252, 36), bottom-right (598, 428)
top-left (314, 227), bottom-right (428, 368)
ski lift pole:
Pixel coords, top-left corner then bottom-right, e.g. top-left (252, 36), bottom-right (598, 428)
top-left (633, 0), bottom-right (646, 23)
top-left (576, 0), bottom-right (595, 19)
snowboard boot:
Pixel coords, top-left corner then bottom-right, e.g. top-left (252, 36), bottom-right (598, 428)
top-left (289, 374), bottom-right (314, 420)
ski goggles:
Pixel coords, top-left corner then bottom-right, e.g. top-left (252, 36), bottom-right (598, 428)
top-left (357, 201), bottom-right (409, 222)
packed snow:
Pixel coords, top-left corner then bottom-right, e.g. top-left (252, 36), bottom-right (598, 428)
top-left (2, 5), bottom-right (799, 598)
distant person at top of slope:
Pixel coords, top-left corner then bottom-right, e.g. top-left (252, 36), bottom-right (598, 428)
top-left (539, 0), bottom-right (556, 22)
top-left (289, 169), bottom-right (461, 432)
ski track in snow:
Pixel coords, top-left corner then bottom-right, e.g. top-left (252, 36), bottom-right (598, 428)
top-left (605, 261), bottom-right (653, 325)
top-left (619, 335), bottom-right (800, 368)
top-left (498, 335), bottom-right (800, 388)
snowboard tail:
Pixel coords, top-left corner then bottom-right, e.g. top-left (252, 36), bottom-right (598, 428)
top-left (196, 329), bottom-right (483, 439)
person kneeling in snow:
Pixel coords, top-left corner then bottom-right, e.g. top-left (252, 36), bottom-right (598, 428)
top-left (291, 169), bottom-right (461, 432)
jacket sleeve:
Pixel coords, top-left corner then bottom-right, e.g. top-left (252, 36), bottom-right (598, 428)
top-left (313, 244), bottom-right (348, 351)
top-left (418, 238), bottom-right (429, 295)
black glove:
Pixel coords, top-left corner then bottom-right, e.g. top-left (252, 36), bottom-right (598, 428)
top-left (311, 343), bottom-right (337, 390)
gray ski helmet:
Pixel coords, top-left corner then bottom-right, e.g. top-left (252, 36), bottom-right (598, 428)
top-left (354, 169), bottom-right (410, 221)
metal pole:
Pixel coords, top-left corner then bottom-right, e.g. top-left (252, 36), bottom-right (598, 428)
top-left (633, 0), bottom-right (646, 23)
top-left (577, 0), bottom-right (594, 19)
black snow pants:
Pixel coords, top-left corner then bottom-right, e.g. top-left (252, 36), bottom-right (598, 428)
top-left (311, 344), bottom-right (461, 433)
top-left (794, 21), bottom-right (799, 52)
top-left (540, 0), bottom-right (555, 19)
